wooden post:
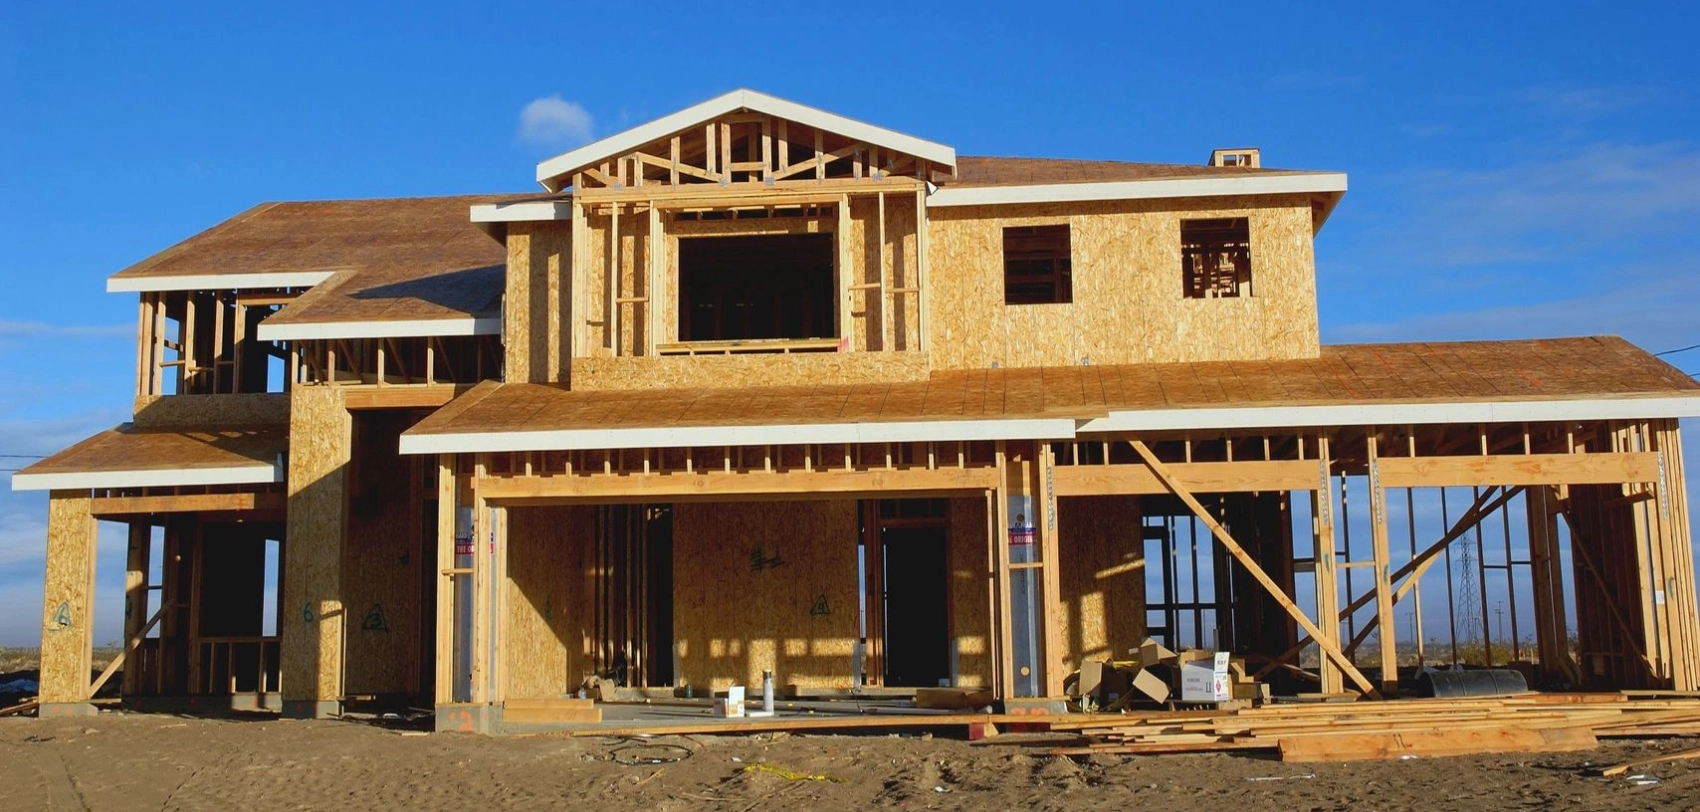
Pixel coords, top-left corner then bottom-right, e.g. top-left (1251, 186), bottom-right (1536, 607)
top-left (122, 522), bottom-right (150, 695)
top-left (992, 444), bottom-right (1015, 700)
top-left (39, 491), bottom-right (97, 713)
top-left (471, 455), bottom-right (491, 705)
top-left (1130, 440), bottom-right (1378, 695)
top-left (1366, 433), bottom-right (1398, 691)
top-left (1525, 484), bottom-right (1577, 686)
top-left (915, 187), bottom-right (930, 354)
top-left (1312, 437), bottom-right (1343, 693)
top-left (648, 203), bottom-right (663, 355)
top-left (607, 203), bottom-right (621, 357)
top-left (280, 385), bottom-right (350, 718)
top-left (434, 455), bottom-right (455, 705)
top-left (836, 196), bottom-right (853, 350)
top-left (1035, 442), bottom-right (1065, 697)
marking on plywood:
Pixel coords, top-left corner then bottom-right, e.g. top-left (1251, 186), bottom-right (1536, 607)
top-left (362, 604), bottom-right (390, 632)
top-left (810, 594), bottom-right (832, 616)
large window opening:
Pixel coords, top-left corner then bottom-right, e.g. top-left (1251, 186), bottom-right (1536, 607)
top-left (1181, 217), bottom-right (1253, 298)
top-left (678, 233), bottom-right (836, 343)
top-left (1003, 225), bottom-right (1073, 305)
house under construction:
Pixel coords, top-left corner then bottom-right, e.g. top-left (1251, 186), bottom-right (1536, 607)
top-left (15, 90), bottom-right (1700, 731)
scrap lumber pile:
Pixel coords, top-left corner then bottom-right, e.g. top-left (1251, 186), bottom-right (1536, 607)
top-left (1050, 693), bottom-right (1700, 762)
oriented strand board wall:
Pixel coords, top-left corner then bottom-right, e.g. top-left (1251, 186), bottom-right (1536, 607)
top-left (341, 412), bottom-right (421, 696)
top-left (579, 206), bottom-right (654, 359)
top-left (571, 351), bottom-right (928, 391)
top-left (281, 385), bottom-right (349, 704)
top-left (1057, 496), bottom-right (1144, 669)
top-left (850, 194), bottom-right (921, 352)
top-left (504, 223), bottom-right (570, 383)
top-left (504, 505), bottom-right (597, 698)
top-left (672, 500), bottom-right (859, 691)
top-left (926, 195), bottom-right (1320, 368)
top-left (39, 490), bottom-right (97, 704)
top-left (132, 392), bottom-right (290, 427)
top-left (948, 496), bottom-right (993, 688)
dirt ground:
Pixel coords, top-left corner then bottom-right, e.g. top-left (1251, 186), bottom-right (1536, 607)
top-left (3, 713), bottom-right (1699, 811)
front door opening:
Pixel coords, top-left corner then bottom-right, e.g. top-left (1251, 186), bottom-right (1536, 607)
top-left (879, 508), bottom-right (950, 688)
top-left (678, 233), bottom-right (836, 342)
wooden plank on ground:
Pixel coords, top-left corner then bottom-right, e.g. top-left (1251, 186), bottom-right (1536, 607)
top-left (1278, 726), bottom-right (1596, 762)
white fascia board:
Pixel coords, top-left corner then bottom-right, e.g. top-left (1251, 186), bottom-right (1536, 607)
top-left (470, 200), bottom-right (572, 223)
top-left (10, 462), bottom-right (281, 492)
top-left (257, 316), bottom-right (501, 342)
top-left (535, 89), bottom-right (957, 191)
top-left (1076, 396), bottom-right (1700, 435)
top-left (106, 270), bottom-right (338, 293)
top-left (926, 172), bottom-right (1349, 208)
top-left (399, 417), bottom-right (1078, 456)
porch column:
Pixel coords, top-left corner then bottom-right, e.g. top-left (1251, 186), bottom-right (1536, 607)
top-left (39, 490), bottom-right (98, 716)
top-left (281, 384), bottom-right (350, 718)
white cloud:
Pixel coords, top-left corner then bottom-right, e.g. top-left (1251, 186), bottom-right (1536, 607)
top-left (517, 95), bottom-right (594, 149)
top-left (1523, 83), bottom-right (1665, 119)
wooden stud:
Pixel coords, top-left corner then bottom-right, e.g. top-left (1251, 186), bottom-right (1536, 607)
top-left (1366, 434), bottom-right (1398, 691)
top-left (121, 522), bottom-right (150, 695)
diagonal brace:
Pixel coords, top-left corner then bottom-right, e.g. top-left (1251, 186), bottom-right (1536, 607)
top-left (1129, 440), bottom-right (1379, 696)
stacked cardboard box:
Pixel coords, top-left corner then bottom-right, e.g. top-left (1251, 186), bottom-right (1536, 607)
top-left (1071, 639), bottom-right (1268, 710)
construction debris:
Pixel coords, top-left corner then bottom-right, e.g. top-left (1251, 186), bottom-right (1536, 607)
top-left (1049, 693), bottom-right (1700, 762)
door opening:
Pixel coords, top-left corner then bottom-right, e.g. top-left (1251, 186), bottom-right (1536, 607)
top-left (878, 500), bottom-right (951, 687)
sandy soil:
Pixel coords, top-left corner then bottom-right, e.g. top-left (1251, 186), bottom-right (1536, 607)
top-left (3, 712), bottom-right (1699, 811)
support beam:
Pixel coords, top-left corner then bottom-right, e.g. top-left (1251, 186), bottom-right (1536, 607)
top-left (434, 456), bottom-right (455, 706)
top-left (92, 491), bottom-right (286, 518)
top-left (1129, 441), bottom-right (1378, 695)
top-left (1375, 452), bottom-right (1660, 488)
top-left (280, 385), bottom-right (350, 719)
top-left (477, 466), bottom-right (999, 504)
top-left (122, 522), bottom-right (150, 695)
top-left (1366, 435), bottom-right (1397, 691)
top-left (39, 491), bottom-right (98, 715)
top-left (1311, 440), bottom-right (1342, 693)
top-left (1052, 459), bottom-right (1318, 496)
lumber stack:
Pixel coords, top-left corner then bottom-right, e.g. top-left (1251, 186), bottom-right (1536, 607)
top-left (1050, 692), bottom-right (1700, 762)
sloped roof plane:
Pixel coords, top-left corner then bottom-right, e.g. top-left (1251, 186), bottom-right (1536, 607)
top-left (534, 89), bottom-right (958, 192)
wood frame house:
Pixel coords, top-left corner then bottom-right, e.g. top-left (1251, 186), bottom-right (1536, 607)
top-left (16, 89), bottom-right (1700, 729)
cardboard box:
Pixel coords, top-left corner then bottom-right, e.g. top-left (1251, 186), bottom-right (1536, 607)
top-left (713, 685), bottom-right (746, 718)
top-left (1129, 667), bottom-right (1171, 704)
top-left (1180, 652), bottom-right (1232, 703)
top-left (1134, 637), bottom-right (1178, 668)
top-left (1232, 681), bottom-right (1270, 702)
top-left (1075, 660), bottom-right (1106, 698)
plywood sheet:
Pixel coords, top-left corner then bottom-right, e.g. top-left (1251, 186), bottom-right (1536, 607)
top-left (341, 411), bottom-right (424, 696)
top-left (1058, 496), bottom-right (1145, 668)
top-left (672, 500), bottom-right (859, 691)
top-left (504, 505), bottom-right (597, 697)
top-left (926, 195), bottom-right (1320, 369)
top-left (281, 385), bottom-right (350, 703)
top-left (39, 491), bottom-right (97, 704)
top-left (407, 336), bottom-right (1698, 443)
top-left (948, 497), bottom-right (992, 687)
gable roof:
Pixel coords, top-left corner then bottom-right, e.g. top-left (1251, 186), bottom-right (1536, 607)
top-left (534, 89), bottom-right (958, 192)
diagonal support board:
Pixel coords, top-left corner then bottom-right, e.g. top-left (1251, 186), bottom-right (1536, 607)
top-left (1255, 485), bottom-right (1521, 679)
top-left (86, 604), bottom-right (166, 699)
top-left (1129, 441), bottom-right (1378, 696)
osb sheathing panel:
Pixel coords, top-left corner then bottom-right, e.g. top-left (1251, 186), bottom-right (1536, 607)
top-left (672, 500), bottom-right (858, 691)
top-left (341, 413), bottom-right (421, 695)
top-left (505, 223), bottom-right (571, 383)
top-left (505, 505), bottom-right (596, 698)
top-left (925, 195), bottom-right (1320, 369)
top-left (132, 393), bottom-right (290, 427)
top-left (579, 208), bottom-right (654, 358)
top-left (948, 497), bottom-right (992, 688)
top-left (1057, 496), bottom-right (1144, 669)
top-left (850, 195), bottom-right (920, 352)
top-left (571, 351), bottom-right (929, 391)
top-left (40, 491), bottom-right (97, 704)
top-left (281, 385), bottom-right (350, 702)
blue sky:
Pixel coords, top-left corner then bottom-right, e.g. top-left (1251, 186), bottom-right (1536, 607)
top-left (1, 2), bottom-right (1697, 647)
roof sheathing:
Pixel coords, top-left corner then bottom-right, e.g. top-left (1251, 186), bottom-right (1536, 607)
top-left (399, 337), bottom-right (1700, 454)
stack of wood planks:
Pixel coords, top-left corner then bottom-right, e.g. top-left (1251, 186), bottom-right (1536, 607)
top-left (1049, 693), bottom-right (1700, 762)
